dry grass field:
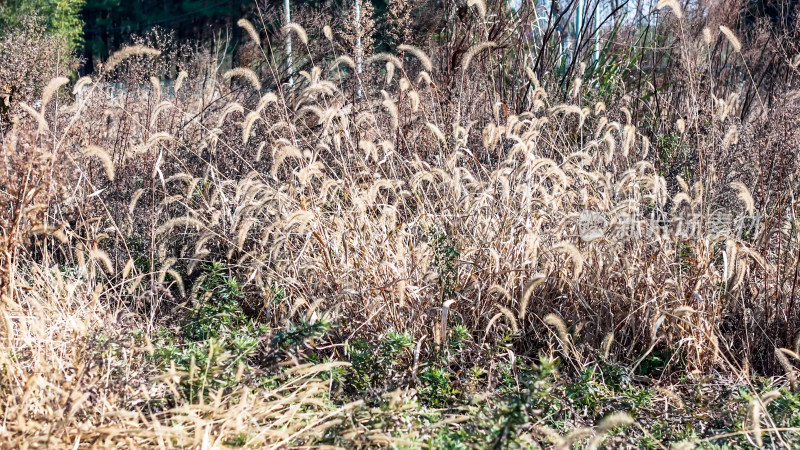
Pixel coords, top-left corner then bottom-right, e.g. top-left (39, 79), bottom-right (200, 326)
top-left (2, 1), bottom-right (800, 447)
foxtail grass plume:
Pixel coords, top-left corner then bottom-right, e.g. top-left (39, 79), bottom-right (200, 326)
top-left (72, 76), bottom-right (92, 95)
top-left (149, 76), bottom-right (161, 101)
top-left (174, 70), bottom-right (188, 94)
top-left (791, 54), bottom-right (800, 69)
top-left (439, 300), bottom-right (455, 345)
top-left (243, 112), bottom-right (263, 144)
top-left (128, 189), bottom-right (144, 214)
top-left (89, 248), bottom-right (114, 274)
top-left (656, 0), bottom-right (683, 19)
top-left (544, 314), bottom-right (570, 349)
top-left (408, 91), bottom-right (420, 111)
top-left (417, 71), bottom-right (432, 85)
top-left (82, 145), bottom-right (115, 181)
top-left (555, 427), bottom-right (593, 450)
top-left (552, 241), bottom-right (584, 279)
top-left (104, 45), bottom-right (161, 72)
top-left (498, 306), bottom-right (519, 333)
top-left (224, 67), bottom-right (262, 92)
top-left (587, 412), bottom-right (635, 450)
top-left (462, 41), bottom-right (496, 72)
top-left (719, 26), bottom-right (742, 52)
top-left (330, 55), bottom-right (356, 72)
top-left (367, 52), bottom-right (403, 69)
top-left (41, 77), bottom-right (69, 111)
top-left (519, 274), bottom-right (547, 320)
top-left (672, 305), bottom-right (696, 317)
top-left (467, 0), bottom-right (486, 19)
top-left (19, 102), bottom-right (48, 133)
top-left (155, 216), bottom-right (204, 236)
top-left (702, 27), bottom-right (713, 45)
top-left (381, 91), bottom-right (399, 129)
top-left (676, 118), bottom-right (686, 134)
top-left (385, 62), bottom-right (395, 84)
top-left (601, 333), bottom-right (614, 359)
top-left (776, 348), bottom-right (799, 391)
top-left (426, 122), bottom-right (446, 143)
top-left (730, 181), bottom-right (754, 215)
top-left (237, 18), bottom-right (261, 46)
top-left (282, 23), bottom-right (309, 45)
top-left (722, 125), bottom-right (738, 149)
top-left (397, 44), bottom-right (433, 72)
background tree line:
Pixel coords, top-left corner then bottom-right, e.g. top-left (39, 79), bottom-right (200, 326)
top-left (0, 0), bottom-right (797, 75)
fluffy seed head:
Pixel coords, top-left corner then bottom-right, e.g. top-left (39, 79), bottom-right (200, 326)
top-left (775, 347), bottom-right (798, 391)
top-left (730, 181), bottom-right (755, 215)
top-left (72, 76), bottom-right (92, 95)
top-left (426, 122), bottom-right (446, 143)
top-left (719, 26), bottom-right (742, 52)
top-left (104, 45), bottom-right (161, 72)
top-left (467, 0), bottom-right (487, 19)
top-left (19, 102), bottom-right (49, 133)
top-left (397, 44), bottom-right (433, 72)
top-left (41, 77), bottom-right (70, 111)
top-left (462, 41), bottom-right (497, 72)
top-left (329, 55), bottom-right (356, 72)
top-left (367, 52), bottom-right (403, 69)
top-left (656, 0), bottom-right (683, 19)
top-left (224, 67), bottom-right (262, 92)
top-left (791, 54), bottom-right (800, 69)
top-left (82, 145), bottom-right (115, 181)
top-left (174, 70), bottom-right (188, 94)
top-left (702, 27), bottom-right (713, 45)
top-left (382, 91), bottom-right (399, 129)
top-left (282, 23), bottom-right (309, 45)
top-left (237, 18), bottom-right (261, 46)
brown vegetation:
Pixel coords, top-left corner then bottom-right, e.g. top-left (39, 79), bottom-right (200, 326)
top-left (2, 1), bottom-right (800, 447)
